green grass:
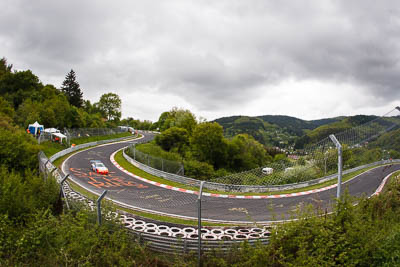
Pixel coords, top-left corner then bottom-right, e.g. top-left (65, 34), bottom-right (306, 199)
top-left (382, 170), bottom-right (400, 194)
top-left (41, 141), bottom-right (67, 157)
top-left (51, 134), bottom-right (142, 168)
top-left (49, 134), bottom-right (233, 226)
top-left (41, 132), bottom-right (134, 157)
top-left (67, 178), bottom-right (235, 227)
top-left (115, 150), bottom-right (199, 191)
top-left (70, 132), bottom-right (132, 145)
top-left (115, 149), bottom-right (391, 196)
top-left (55, 135), bottom-right (397, 226)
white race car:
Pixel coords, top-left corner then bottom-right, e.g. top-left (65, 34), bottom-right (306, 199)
top-left (90, 160), bottom-right (109, 175)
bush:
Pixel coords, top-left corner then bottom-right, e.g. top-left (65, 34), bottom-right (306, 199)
top-left (198, 173), bottom-right (400, 266)
top-left (0, 210), bottom-right (164, 266)
top-left (280, 165), bottom-right (320, 184)
top-left (0, 166), bottom-right (59, 221)
top-left (0, 125), bottom-right (40, 173)
top-left (136, 142), bottom-right (182, 162)
top-left (183, 160), bottom-right (215, 180)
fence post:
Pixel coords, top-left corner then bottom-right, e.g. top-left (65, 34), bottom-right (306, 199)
top-left (43, 159), bottom-right (50, 180)
top-left (198, 181), bottom-right (205, 267)
top-left (97, 190), bottom-right (108, 225)
top-left (184, 239), bottom-right (188, 254)
top-left (50, 167), bottom-right (57, 175)
top-left (64, 128), bottom-right (70, 146)
top-left (329, 134), bottom-right (342, 199)
top-left (60, 174), bottom-right (70, 210)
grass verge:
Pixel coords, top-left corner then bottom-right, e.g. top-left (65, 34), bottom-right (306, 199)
top-left (50, 134), bottom-right (232, 226)
top-left (115, 150), bottom-right (199, 191)
top-left (115, 149), bottom-right (393, 196)
top-left (67, 179), bottom-right (234, 227)
top-left (41, 132), bottom-right (133, 157)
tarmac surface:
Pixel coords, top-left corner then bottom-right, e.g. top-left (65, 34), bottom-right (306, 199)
top-left (63, 132), bottom-right (400, 223)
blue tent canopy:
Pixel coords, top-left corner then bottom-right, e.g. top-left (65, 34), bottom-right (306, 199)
top-left (28, 121), bottom-right (44, 135)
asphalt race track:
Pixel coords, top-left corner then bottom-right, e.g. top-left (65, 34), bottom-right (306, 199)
top-left (63, 132), bottom-right (400, 223)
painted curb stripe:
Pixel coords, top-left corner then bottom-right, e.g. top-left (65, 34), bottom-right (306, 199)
top-left (110, 149), bottom-right (396, 199)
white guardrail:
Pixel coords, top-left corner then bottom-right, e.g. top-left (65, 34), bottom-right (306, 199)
top-left (123, 148), bottom-right (400, 193)
top-left (39, 134), bottom-right (270, 255)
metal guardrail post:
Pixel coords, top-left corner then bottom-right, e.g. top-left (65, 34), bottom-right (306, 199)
top-left (43, 159), bottom-right (50, 179)
top-left (198, 181), bottom-right (205, 267)
top-left (184, 239), bottom-right (188, 254)
top-left (97, 190), bottom-right (108, 225)
top-left (50, 167), bottom-right (57, 175)
top-left (138, 232), bottom-right (143, 244)
top-left (60, 174), bottom-right (70, 210)
top-left (64, 128), bottom-right (70, 146)
top-left (329, 134), bottom-right (342, 199)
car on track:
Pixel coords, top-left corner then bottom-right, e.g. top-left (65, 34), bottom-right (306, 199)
top-left (90, 160), bottom-right (109, 174)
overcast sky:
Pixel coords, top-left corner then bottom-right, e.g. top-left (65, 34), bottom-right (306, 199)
top-left (1, 0), bottom-right (399, 122)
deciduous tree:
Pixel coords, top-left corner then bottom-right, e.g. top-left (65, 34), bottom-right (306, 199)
top-left (97, 92), bottom-right (122, 121)
top-left (155, 126), bottom-right (189, 154)
top-left (157, 107), bottom-right (197, 133)
top-left (190, 122), bottom-right (228, 168)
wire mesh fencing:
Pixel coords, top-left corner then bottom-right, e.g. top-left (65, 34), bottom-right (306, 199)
top-left (127, 145), bottom-right (185, 175)
top-left (37, 127), bottom-right (133, 146)
top-left (38, 150), bottom-right (270, 258)
top-left (124, 108), bottom-right (400, 187)
top-left (65, 127), bottom-right (128, 139)
top-left (211, 108), bottom-right (400, 186)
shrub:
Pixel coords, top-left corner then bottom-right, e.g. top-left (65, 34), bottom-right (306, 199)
top-left (0, 167), bottom-right (59, 220)
top-left (0, 125), bottom-right (40, 173)
top-left (136, 142), bottom-right (182, 162)
top-left (183, 160), bottom-right (215, 180)
top-left (280, 165), bottom-right (320, 184)
top-left (0, 210), bottom-right (165, 266)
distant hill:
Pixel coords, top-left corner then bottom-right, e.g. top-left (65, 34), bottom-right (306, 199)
top-left (372, 128), bottom-right (400, 152)
top-left (213, 115), bottom-right (342, 147)
top-left (294, 115), bottom-right (379, 149)
top-left (256, 115), bottom-right (342, 136)
top-left (214, 114), bottom-right (400, 149)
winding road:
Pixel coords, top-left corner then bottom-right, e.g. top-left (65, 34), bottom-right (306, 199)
top-left (62, 132), bottom-right (400, 223)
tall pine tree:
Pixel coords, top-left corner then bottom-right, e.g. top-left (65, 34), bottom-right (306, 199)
top-left (61, 69), bottom-right (83, 108)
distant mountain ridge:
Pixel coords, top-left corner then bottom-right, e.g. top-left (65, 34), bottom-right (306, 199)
top-left (256, 115), bottom-right (343, 136)
top-left (214, 114), bottom-right (400, 149)
top-left (213, 114), bottom-right (343, 147)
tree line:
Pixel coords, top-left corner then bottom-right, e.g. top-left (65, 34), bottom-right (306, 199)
top-left (133, 107), bottom-right (290, 179)
top-left (0, 57), bottom-right (171, 265)
top-left (2, 56), bottom-right (400, 265)
top-left (0, 57), bottom-right (152, 130)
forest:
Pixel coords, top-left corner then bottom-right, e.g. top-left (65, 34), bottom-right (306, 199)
top-left (131, 107), bottom-right (288, 180)
top-left (2, 57), bottom-right (400, 266)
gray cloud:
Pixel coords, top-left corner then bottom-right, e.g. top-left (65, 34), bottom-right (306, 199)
top-left (1, 0), bottom-right (399, 119)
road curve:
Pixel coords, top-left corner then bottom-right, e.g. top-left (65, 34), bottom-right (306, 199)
top-left (63, 132), bottom-right (400, 223)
